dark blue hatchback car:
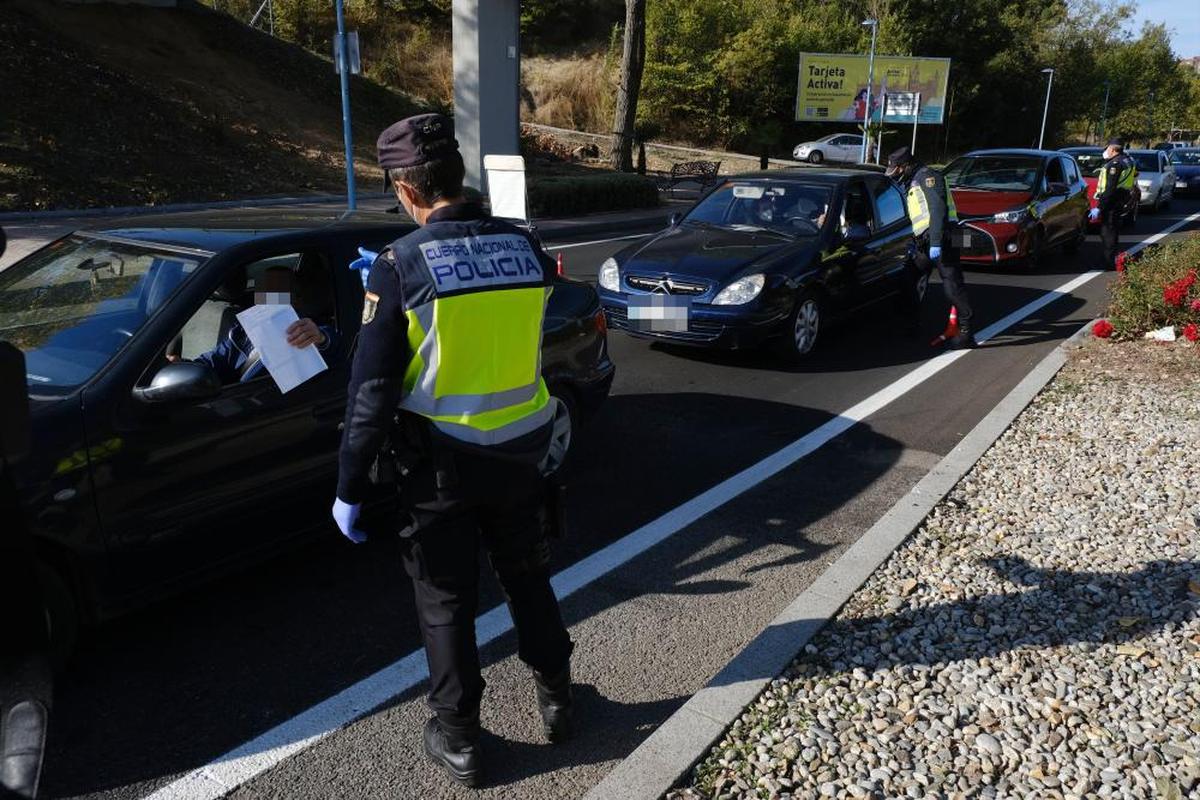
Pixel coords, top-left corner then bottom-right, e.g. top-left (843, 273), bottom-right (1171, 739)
top-left (598, 169), bottom-right (923, 361)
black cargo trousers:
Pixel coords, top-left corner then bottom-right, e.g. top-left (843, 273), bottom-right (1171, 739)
top-left (395, 446), bottom-right (573, 738)
top-left (1099, 189), bottom-right (1130, 270)
top-left (909, 233), bottom-right (974, 334)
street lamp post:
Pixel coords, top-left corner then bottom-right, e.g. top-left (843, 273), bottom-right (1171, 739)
top-left (334, 0), bottom-right (357, 210)
top-left (1147, 91), bottom-right (1155, 145)
top-left (1099, 79), bottom-right (1111, 143)
top-left (1038, 68), bottom-right (1054, 149)
top-left (860, 18), bottom-right (878, 165)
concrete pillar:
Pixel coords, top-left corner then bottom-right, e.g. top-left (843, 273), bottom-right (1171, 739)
top-left (453, 0), bottom-right (521, 192)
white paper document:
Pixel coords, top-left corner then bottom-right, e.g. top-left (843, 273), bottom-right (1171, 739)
top-left (235, 304), bottom-right (327, 393)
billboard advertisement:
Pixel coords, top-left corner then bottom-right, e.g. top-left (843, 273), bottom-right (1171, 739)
top-left (795, 54), bottom-right (951, 125)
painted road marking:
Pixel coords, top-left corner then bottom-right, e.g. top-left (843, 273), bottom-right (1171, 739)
top-left (143, 210), bottom-right (1200, 800)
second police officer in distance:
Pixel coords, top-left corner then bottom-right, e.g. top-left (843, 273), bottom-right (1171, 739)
top-left (887, 146), bottom-right (977, 350)
top-left (1089, 138), bottom-right (1137, 270)
top-left (330, 114), bottom-right (574, 788)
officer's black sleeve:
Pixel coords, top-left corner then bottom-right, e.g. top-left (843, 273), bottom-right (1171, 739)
top-left (923, 177), bottom-right (948, 248)
top-left (336, 255), bottom-right (410, 504)
top-left (1096, 163), bottom-right (1122, 214)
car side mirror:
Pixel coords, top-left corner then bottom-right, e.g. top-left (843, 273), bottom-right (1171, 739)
top-left (133, 362), bottom-right (221, 404)
top-left (668, 212), bottom-right (682, 227)
top-left (842, 223), bottom-right (871, 246)
top-left (1045, 182), bottom-right (1070, 197)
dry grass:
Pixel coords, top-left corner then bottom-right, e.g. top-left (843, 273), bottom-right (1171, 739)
top-left (521, 54), bottom-right (616, 134)
top-left (369, 23), bottom-right (454, 111)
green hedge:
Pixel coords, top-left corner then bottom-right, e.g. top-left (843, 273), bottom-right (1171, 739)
top-left (526, 173), bottom-right (660, 218)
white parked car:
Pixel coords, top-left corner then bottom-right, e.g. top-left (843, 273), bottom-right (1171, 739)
top-left (792, 134), bottom-right (864, 164)
top-left (1128, 149), bottom-right (1176, 212)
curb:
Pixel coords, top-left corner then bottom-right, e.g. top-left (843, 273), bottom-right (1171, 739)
top-left (583, 320), bottom-right (1097, 800)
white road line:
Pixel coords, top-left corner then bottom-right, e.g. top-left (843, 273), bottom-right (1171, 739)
top-left (544, 232), bottom-right (655, 251)
top-left (143, 211), bottom-right (1200, 800)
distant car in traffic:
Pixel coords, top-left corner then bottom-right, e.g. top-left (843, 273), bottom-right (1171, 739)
top-left (1168, 148), bottom-right (1200, 195)
top-left (1153, 141), bottom-right (1192, 151)
top-left (0, 210), bottom-right (613, 654)
top-left (942, 149), bottom-right (1090, 270)
top-left (1059, 146), bottom-right (1140, 230)
top-left (1127, 149), bottom-right (1176, 212)
top-left (598, 170), bottom-right (925, 361)
top-left (792, 134), bottom-right (864, 164)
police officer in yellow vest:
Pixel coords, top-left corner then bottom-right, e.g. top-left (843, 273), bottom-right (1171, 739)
top-left (1089, 138), bottom-right (1137, 270)
top-left (331, 114), bottom-right (573, 788)
top-left (887, 146), bottom-right (977, 349)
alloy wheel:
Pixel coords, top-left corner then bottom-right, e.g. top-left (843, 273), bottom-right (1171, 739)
top-left (793, 298), bottom-right (820, 355)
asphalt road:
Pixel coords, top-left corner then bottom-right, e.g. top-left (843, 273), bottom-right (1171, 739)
top-left (34, 198), bottom-right (1200, 800)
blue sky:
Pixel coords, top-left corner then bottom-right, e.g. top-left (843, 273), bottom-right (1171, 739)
top-left (1129, 0), bottom-right (1200, 58)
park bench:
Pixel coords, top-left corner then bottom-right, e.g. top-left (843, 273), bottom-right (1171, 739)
top-left (667, 160), bottom-right (721, 197)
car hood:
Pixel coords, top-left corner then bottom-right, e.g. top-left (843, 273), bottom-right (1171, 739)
top-left (620, 224), bottom-right (804, 286)
top-left (951, 189), bottom-right (1034, 219)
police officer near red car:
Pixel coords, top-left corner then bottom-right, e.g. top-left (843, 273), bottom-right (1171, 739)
top-left (887, 146), bottom-right (977, 350)
top-left (330, 114), bottom-right (574, 788)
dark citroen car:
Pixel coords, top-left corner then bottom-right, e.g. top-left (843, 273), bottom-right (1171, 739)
top-left (1168, 148), bottom-right (1200, 196)
top-left (1, 209), bottom-right (612, 652)
top-left (598, 169), bottom-right (924, 360)
top-left (943, 149), bottom-right (1089, 269)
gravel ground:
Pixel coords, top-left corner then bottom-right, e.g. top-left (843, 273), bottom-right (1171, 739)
top-left (668, 339), bottom-right (1200, 800)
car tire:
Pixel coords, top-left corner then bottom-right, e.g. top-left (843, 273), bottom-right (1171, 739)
top-left (777, 289), bottom-right (823, 362)
top-left (37, 559), bottom-right (79, 669)
top-left (540, 390), bottom-right (578, 477)
top-left (807, 150), bottom-right (824, 165)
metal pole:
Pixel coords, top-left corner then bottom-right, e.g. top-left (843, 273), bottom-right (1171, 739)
top-left (268, 0), bottom-right (273, 36)
top-left (1147, 91), bottom-right (1155, 145)
top-left (860, 20), bottom-right (878, 165)
top-left (912, 92), bottom-right (920, 155)
top-left (1038, 68), bottom-right (1054, 149)
top-left (334, 0), bottom-right (357, 210)
top-left (1099, 81), bottom-right (1110, 142)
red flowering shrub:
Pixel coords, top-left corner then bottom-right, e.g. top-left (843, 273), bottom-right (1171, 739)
top-left (1107, 233), bottom-right (1200, 338)
top-left (1185, 323), bottom-right (1200, 343)
top-left (1092, 319), bottom-right (1114, 338)
top-left (1115, 251), bottom-right (1127, 273)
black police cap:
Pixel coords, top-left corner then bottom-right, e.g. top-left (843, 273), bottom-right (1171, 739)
top-left (1106, 138), bottom-right (1124, 149)
top-left (377, 113), bottom-right (460, 170)
top-left (887, 146), bottom-right (914, 167)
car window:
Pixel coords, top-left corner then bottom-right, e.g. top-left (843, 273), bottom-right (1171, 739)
top-left (1044, 157), bottom-right (1065, 186)
top-left (1061, 157), bottom-right (1079, 184)
top-left (684, 181), bottom-right (834, 236)
top-left (0, 235), bottom-right (206, 394)
top-left (1068, 150), bottom-right (1105, 176)
top-left (871, 180), bottom-right (908, 228)
top-left (1170, 149), bottom-right (1200, 165)
top-left (173, 250), bottom-right (339, 384)
top-left (843, 181), bottom-right (876, 231)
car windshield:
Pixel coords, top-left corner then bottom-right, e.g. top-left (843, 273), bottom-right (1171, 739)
top-left (944, 155), bottom-right (1043, 191)
top-left (1169, 149), bottom-right (1200, 165)
top-left (1131, 153), bottom-right (1160, 172)
top-left (0, 235), bottom-right (206, 395)
top-left (684, 181), bottom-right (834, 236)
top-left (1066, 150), bottom-right (1105, 175)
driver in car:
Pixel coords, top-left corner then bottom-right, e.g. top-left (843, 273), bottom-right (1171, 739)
top-left (180, 264), bottom-right (338, 384)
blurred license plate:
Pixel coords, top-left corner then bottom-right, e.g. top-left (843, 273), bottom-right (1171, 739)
top-left (1177, 181), bottom-right (1188, 189)
top-left (628, 294), bottom-right (690, 332)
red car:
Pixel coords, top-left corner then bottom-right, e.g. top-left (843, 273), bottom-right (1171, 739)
top-left (1059, 146), bottom-right (1140, 230)
top-left (942, 149), bottom-right (1090, 269)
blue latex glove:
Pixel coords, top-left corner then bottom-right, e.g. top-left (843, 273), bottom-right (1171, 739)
top-left (928, 245), bottom-right (942, 261)
top-left (1088, 207), bottom-right (1100, 221)
top-left (348, 247), bottom-right (379, 290)
top-left (332, 498), bottom-right (368, 543)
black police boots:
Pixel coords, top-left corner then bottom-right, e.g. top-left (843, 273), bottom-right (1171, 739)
top-left (423, 717), bottom-right (481, 788)
top-left (532, 665), bottom-right (573, 744)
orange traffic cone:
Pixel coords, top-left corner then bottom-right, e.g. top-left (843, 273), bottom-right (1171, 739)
top-left (930, 306), bottom-right (959, 347)
top-left (556, 252), bottom-right (564, 277)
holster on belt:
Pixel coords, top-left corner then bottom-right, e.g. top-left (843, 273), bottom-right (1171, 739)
top-left (368, 412), bottom-right (427, 486)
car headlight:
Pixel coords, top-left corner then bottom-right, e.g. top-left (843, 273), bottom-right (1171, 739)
top-left (598, 257), bottom-right (620, 292)
top-left (1137, 180), bottom-right (1152, 190)
top-left (713, 274), bottom-right (765, 305)
top-left (992, 207), bottom-right (1030, 224)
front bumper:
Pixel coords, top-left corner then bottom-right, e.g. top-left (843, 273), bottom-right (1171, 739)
top-left (955, 221), bottom-right (1030, 266)
top-left (600, 291), bottom-right (789, 349)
